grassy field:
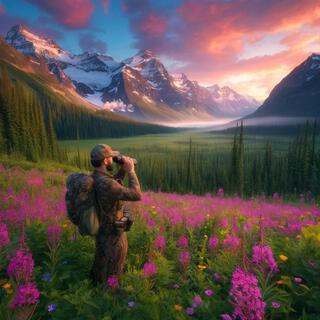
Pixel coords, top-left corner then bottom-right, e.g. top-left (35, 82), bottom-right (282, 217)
top-left (59, 131), bottom-right (297, 158)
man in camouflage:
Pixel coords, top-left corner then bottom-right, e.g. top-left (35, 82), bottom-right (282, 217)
top-left (90, 144), bottom-right (142, 286)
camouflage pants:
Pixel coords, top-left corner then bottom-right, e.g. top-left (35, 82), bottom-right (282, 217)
top-left (90, 229), bottom-right (128, 285)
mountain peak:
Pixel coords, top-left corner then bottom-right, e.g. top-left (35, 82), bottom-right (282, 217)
top-left (136, 49), bottom-right (155, 59)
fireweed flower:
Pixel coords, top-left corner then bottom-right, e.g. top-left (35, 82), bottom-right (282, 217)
top-left (143, 261), bottom-right (157, 278)
top-left (223, 234), bottom-right (240, 253)
top-left (208, 236), bottom-right (219, 253)
top-left (9, 282), bottom-right (40, 309)
top-left (107, 275), bottom-right (119, 289)
top-left (177, 234), bottom-right (188, 249)
top-left (229, 267), bottom-right (265, 320)
top-left (294, 277), bottom-right (302, 283)
top-left (0, 223), bottom-right (10, 248)
top-left (7, 249), bottom-right (34, 283)
top-left (179, 251), bottom-right (191, 270)
top-left (47, 225), bottom-right (61, 248)
top-left (252, 244), bottom-right (279, 273)
top-left (221, 314), bottom-right (232, 320)
top-left (173, 283), bottom-right (180, 289)
top-left (154, 235), bottom-right (166, 253)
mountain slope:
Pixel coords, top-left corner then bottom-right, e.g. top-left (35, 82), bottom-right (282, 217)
top-left (4, 25), bottom-right (258, 123)
top-left (0, 37), bottom-right (178, 139)
top-left (207, 85), bottom-right (260, 117)
top-left (246, 53), bottom-right (320, 118)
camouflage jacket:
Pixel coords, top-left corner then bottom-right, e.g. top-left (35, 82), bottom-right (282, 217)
top-left (91, 167), bottom-right (142, 232)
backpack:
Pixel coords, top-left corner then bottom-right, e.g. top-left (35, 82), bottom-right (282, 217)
top-left (65, 173), bottom-right (100, 236)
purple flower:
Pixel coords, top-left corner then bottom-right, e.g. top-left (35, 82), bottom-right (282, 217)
top-left (221, 314), bottom-right (232, 320)
top-left (7, 249), bottom-right (34, 283)
top-left (271, 301), bottom-right (281, 309)
top-left (205, 289), bottom-right (213, 297)
top-left (143, 261), bottom-right (157, 278)
top-left (154, 235), bottom-right (166, 252)
top-left (186, 307), bottom-right (194, 315)
top-left (42, 273), bottom-right (52, 282)
top-left (177, 234), bottom-right (188, 249)
top-left (229, 267), bottom-right (265, 320)
top-left (194, 296), bottom-right (202, 305)
top-left (192, 302), bottom-right (198, 308)
top-left (47, 225), bottom-right (61, 248)
top-left (107, 275), bottom-right (119, 289)
top-left (9, 282), bottom-right (40, 309)
top-left (213, 272), bottom-right (221, 282)
top-left (0, 223), bottom-right (10, 249)
top-left (128, 301), bottom-right (135, 308)
top-left (252, 244), bottom-right (279, 273)
top-left (48, 304), bottom-right (57, 312)
top-left (173, 283), bottom-right (180, 289)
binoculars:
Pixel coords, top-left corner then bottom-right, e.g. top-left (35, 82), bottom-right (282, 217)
top-left (112, 155), bottom-right (138, 165)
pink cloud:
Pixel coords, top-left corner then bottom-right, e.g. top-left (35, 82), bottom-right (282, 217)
top-left (123, 0), bottom-right (320, 99)
top-left (25, 0), bottom-right (95, 28)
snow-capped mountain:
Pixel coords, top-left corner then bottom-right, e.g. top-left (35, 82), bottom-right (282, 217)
top-left (4, 24), bottom-right (259, 122)
top-left (207, 85), bottom-right (260, 117)
top-left (246, 53), bottom-right (320, 118)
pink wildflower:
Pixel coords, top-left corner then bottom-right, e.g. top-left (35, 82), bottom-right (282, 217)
top-left (252, 244), bottom-right (279, 273)
top-left (0, 223), bottom-right (10, 248)
top-left (223, 234), bottom-right (240, 253)
top-left (9, 282), bottom-right (39, 309)
top-left (143, 261), bottom-right (157, 278)
top-left (7, 249), bottom-right (34, 283)
top-left (229, 267), bottom-right (266, 320)
top-left (47, 225), bottom-right (61, 248)
top-left (107, 275), bottom-right (119, 289)
top-left (177, 234), bottom-right (188, 249)
top-left (208, 236), bottom-right (219, 253)
top-left (154, 234), bottom-right (166, 253)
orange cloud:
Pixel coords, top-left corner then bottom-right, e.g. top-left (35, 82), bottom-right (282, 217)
top-left (124, 0), bottom-right (320, 100)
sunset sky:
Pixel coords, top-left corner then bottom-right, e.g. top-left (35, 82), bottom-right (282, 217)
top-left (0, 0), bottom-right (319, 101)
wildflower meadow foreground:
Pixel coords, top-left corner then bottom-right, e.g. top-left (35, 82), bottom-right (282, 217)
top-left (0, 165), bottom-right (320, 320)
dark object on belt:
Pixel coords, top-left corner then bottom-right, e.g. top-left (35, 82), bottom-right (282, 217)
top-left (114, 206), bottom-right (134, 232)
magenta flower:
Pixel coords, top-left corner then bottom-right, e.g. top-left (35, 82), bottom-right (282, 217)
top-left (47, 225), bottom-right (61, 248)
top-left (271, 301), bottom-right (281, 309)
top-left (154, 234), bottom-right (166, 253)
top-left (222, 234), bottom-right (240, 253)
top-left (205, 289), bottom-right (213, 297)
top-left (107, 275), bottom-right (119, 289)
top-left (178, 251), bottom-right (191, 268)
top-left (229, 267), bottom-right (265, 320)
top-left (208, 236), bottom-right (219, 253)
top-left (0, 223), bottom-right (10, 249)
top-left (143, 261), bottom-right (157, 278)
top-left (221, 314), bottom-right (232, 320)
top-left (9, 282), bottom-right (40, 309)
top-left (7, 249), bottom-right (34, 283)
top-left (194, 296), bottom-right (202, 305)
top-left (252, 244), bottom-right (279, 273)
top-left (177, 234), bottom-right (188, 249)
top-left (26, 178), bottom-right (43, 186)
top-left (294, 277), bottom-right (302, 283)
